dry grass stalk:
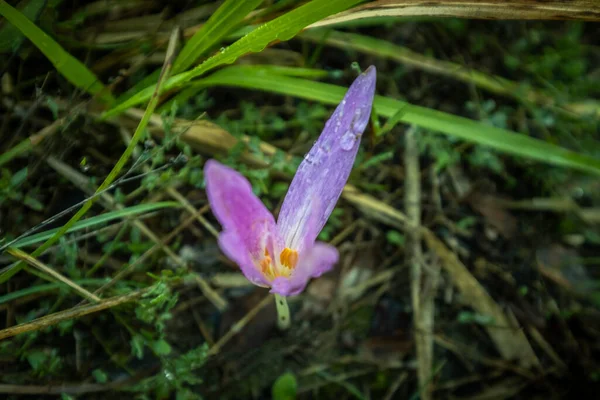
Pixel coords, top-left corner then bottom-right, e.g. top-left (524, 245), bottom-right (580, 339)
top-left (405, 127), bottom-right (438, 399)
top-left (309, 0), bottom-right (600, 29)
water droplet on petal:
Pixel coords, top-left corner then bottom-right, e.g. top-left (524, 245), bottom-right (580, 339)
top-left (340, 131), bottom-right (357, 151)
top-left (311, 146), bottom-right (326, 165)
top-left (334, 119), bottom-right (342, 134)
top-left (351, 108), bottom-right (368, 134)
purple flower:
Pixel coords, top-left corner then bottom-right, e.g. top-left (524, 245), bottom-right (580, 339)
top-left (205, 66), bottom-right (376, 296)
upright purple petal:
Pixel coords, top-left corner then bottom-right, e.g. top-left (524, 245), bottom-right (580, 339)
top-left (277, 66), bottom-right (377, 248)
top-left (205, 160), bottom-right (283, 284)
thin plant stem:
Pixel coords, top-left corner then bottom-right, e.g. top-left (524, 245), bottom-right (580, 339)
top-left (274, 293), bottom-right (291, 330)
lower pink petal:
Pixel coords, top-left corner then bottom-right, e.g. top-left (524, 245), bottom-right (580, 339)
top-left (270, 241), bottom-right (339, 296)
top-left (305, 241), bottom-right (339, 278)
top-left (218, 231), bottom-right (269, 287)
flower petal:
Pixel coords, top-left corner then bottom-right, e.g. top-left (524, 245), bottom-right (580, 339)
top-left (218, 231), bottom-right (269, 287)
top-left (305, 241), bottom-right (339, 278)
top-left (277, 66), bottom-right (377, 247)
top-left (270, 241), bottom-right (339, 296)
top-left (205, 160), bottom-right (284, 286)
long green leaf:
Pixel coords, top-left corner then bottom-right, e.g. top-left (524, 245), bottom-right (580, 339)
top-left (0, 0), bottom-right (45, 53)
top-left (0, 0), bottom-right (113, 103)
top-left (190, 65), bottom-right (600, 176)
top-left (10, 201), bottom-right (180, 249)
top-left (173, 0), bottom-right (263, 74)
top-left (158, 65), bottom-right (330, 113)
top-left (102, 0), bottom-right (362, 118)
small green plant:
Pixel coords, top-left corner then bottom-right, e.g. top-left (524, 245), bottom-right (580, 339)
top-left (272, 372), bottom-right (298, 400)
top-left (128, 344), bottom-right (209, 400)
top-left (24, 347), bottom-right (63, 377)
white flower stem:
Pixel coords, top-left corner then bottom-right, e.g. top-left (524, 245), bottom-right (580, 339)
top-left (274, 294), bottom-right (291, 330)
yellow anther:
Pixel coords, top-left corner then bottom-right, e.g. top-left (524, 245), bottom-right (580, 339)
top-left (260, 255), bottom-right (274, 280)
top-left (280, 247), bottom-right (299, 269)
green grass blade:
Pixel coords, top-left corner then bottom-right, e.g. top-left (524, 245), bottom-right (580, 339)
top-left (158, 65), bottom-right (329, 113)
top-left (102, 0), bottom-right (362, 118)
top-left (0, 278), bottom-right (143, 305)
top-left (0, 0), bottom-right (113, 103)
top-left (0, 279), bottom-right (108, 305)
top-left (0, 137), bottom-right (33, 168)
top-left (172, 0), bottom-right (263, 74)
top-left (191, 65), bottom-right (600, 176)
top-left (10, 202), bottom-right (180, 249)
top-left (0, 0), bottom-right (45, 53)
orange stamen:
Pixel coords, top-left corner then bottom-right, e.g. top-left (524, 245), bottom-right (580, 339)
top-left (280, 247), bottom-right (299, 269)
top-left (260, 255), bottom-right (274, 279)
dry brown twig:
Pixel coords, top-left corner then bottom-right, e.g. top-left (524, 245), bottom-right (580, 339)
top-left (6, 248), bottom-right (101, 303)
top-left (0, 290), bottom-right (144, 340)
top-left (405, 127), bottom-right (439, 399)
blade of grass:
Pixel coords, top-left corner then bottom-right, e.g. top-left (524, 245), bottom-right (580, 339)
top-left (8, 201), bottom-right (180, 249)
top-left (158, 65), bottom-right (330, 113)
top-left (172, 0), bottom-right (263, 74)
top-left (189, 65), bottom-right (600, 176)
top-left (0, 279), bottom-right (116, 305)
top-left (101, 0), bottom-right (363, 118)
top-left (0, 28), bottom-right (180, 284)
top-left (0, 0), bottom-right (113, 103)
top-left (0, 0), bottom-right (46, 53)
